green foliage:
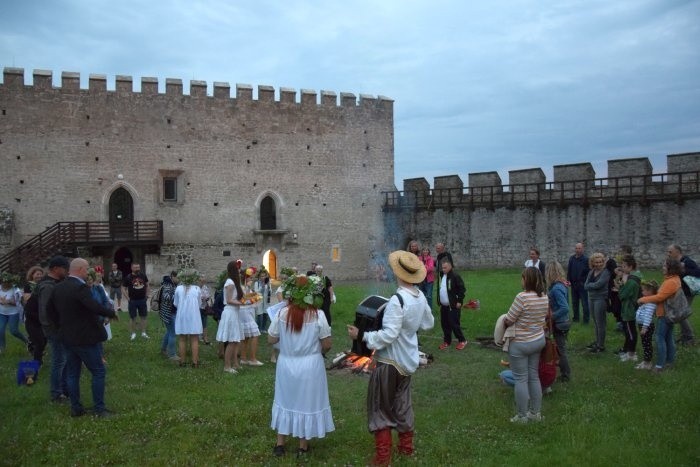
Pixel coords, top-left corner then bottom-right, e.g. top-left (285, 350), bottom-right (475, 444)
top-left (1, 269), bottom-right (699, 465)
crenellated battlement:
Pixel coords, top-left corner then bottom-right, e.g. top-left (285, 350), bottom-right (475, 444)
top-left (1, 67), bottom-right (393, 110)
top-left (386, 152), bottom-right (700, 210)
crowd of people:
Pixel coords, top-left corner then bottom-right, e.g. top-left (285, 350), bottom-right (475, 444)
top-left (1, 240), bottom-right (697, 464)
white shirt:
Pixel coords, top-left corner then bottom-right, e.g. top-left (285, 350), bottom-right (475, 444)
top-left (363, 286), bottom-right (435, 375)
top-left (439, 275), bottom-right (450, 306)
top-left (524, 259), bottom-right (541, 269)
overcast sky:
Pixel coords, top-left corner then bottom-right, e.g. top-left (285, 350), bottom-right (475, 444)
top-left (1, 0), bottom-right (698, 188)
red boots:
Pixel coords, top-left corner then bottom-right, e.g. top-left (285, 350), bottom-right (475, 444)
top-left (372, 429), bottom-right (392, 466)
top-left (398, 431), bottom-right (414, 456)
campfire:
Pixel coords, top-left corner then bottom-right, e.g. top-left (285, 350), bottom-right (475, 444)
top-left (327, 295), bottom-right (433, 375)
top-left (329, 351), bottom-right (376, 374)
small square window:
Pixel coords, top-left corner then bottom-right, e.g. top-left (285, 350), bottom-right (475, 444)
top-left (163, 178), bottom-right (177, 201)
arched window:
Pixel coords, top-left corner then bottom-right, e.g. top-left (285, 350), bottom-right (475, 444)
top-left (260, 196), bottom-right (277, 230)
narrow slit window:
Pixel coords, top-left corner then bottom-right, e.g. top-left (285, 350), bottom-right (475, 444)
top-left (163, 177), bottom-right (177, 201)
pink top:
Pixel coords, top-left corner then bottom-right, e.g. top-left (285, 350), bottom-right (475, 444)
top-left (419, 254), bottom-right (435, 283)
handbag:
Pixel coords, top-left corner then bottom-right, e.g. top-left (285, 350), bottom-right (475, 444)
top-left (683, 275), bottom-right (700, 296)
top-left (540, 308), bottom-right (559, 366)
top-left (665, 288), bottom-right (692, 324)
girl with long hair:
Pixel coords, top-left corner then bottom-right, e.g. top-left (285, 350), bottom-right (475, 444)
top-left (216, 261), bottom-right (245, 373)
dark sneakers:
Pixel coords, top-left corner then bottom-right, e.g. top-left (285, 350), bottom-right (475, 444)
top-left (273, 445), bottom-right (285, 457)
top-left (70, 408), bottom-right (87, 417)
top-left (94, 409), bottom-right (116, 418)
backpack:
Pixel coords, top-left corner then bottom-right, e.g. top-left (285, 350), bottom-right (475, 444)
top-left (665, 288), bottom-right (692, 324)
top-left (211, 290), bottom-right (225, 321)
top-left (372, 293), bottom-right (404, 332)
top-left (149, 287), bottom-right (163, 312)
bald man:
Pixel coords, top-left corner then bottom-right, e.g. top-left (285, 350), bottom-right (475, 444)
top-left (48, 258), bottom-right (118, 417)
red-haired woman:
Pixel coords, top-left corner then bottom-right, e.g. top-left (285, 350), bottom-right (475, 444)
top-left (268, 275), bottom-right (334, 458)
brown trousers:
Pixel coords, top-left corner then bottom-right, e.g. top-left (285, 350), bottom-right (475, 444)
top-left (367, 362), bottom-right (414, 433)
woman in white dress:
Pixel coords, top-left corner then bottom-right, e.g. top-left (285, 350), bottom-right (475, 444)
top-left (216, 261), bottom-right (245, 374)
top-left (239, 275), bottom-right (263, 366)
top-left (173, 270), bottom-right (203, 367)
top-left (268, 274), bottom-right (334, 458)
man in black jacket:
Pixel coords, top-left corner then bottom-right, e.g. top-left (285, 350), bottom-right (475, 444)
top-left (437, 258), bottom-right (467, 350)
top-left (48, 258), bottom-right (118, 417)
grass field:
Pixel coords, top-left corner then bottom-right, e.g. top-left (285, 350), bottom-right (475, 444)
top-left (1, 268), bottom-right (699, 466)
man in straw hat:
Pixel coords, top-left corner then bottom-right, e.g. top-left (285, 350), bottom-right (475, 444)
top-left (348, 250), bottom-right (434, 466)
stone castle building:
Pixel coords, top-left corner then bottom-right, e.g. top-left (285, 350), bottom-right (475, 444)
top-left (1, 67), bottom-right (699, 281)
top-left (0, 67), bottom-right (395, 281)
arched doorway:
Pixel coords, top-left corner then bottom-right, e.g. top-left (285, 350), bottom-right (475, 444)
top-left (109, 187), bottom-right (134, 222)
top-left (109, 187), bottom-right (134, 239)
top-left (260, 196), bottom-right (276, 230)
top-left (114, 247), bottom-right (133, 278)
top-left (263, 249), bottom-right (277, 279)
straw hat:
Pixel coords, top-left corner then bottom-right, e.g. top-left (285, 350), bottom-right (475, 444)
top-left (388, 250), bottom-right (427, 284)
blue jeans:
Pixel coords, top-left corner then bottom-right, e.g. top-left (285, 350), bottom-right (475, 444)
top-left (47, 335), bottom-right (68, 399)
top-left (655, 317), bottom-right (675, 368)
top-left (161, 318), bottom-right (176, 357)
top-left (419, 281), bottom-right (434, 308)
top-left (65, 343), bottom-right (107, 413)
top-left (0, 313), bottom-right (28, 350)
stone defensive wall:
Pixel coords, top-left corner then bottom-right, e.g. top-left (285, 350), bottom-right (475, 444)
top-left (383, 152), bottom-right (700, 269)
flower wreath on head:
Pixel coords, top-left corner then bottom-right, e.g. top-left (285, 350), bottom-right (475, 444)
top-left (178, 269), bottom-right (200, 286)
top-left (0, 271), bottom-right (20, 286)
top-left (283, 274), bottom-right (324, 310)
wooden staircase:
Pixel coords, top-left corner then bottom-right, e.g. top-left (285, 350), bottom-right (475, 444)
top-left (0, 221), bottom-right (163, 274)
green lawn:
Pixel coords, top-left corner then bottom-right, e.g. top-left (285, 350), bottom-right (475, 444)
top-left (1, 269), bottom-right (699, 466)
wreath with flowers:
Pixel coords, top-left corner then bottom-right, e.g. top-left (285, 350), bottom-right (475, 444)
top-left (283, 274), bottom-right (324, 310)
top-left (0, 271), bottom-right (20, 285)
top-left (178, 269), bottom-right (201, 286)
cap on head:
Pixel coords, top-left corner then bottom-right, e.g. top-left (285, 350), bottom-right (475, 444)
top-left (48, 256), bottom-right (70, 270)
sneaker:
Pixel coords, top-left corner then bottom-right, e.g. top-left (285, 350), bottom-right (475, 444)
top-left (240, 359), bottom-right (250, 365)
top-left (510, 414), bottom-right (529, 423)
top-left (586, 342), bottom-right (597, 350)
top-left (438, 342), bottom-right (450, 351)
top-left (619, 353), bottom-right (630, 362)
top-left (526, 411), bottom-right (543, 422)
top-left (628, 353), bottom-right (638, 362)
top-left (168, 355), bottom-right (181, 362)
top-left (273, 445), bottom-right (286, 457)
top-left (94, 409), bottom-right (116, 418)
top-left (224, 368), bottom-right (238, 374)
top-left (455, 341), bottom-right (467, 350)
top-left (652, 366), bottom-right (664, 374)
top-left (247, 360), bottom-right (264, 366)
top-left (635, 361), bottom-right (652, 370)
top-left (130, 333), bottom-right (136, 341)
top-left (589, 346), bottom-right (605, 354)
top-left (141, 333), bottom-right (150, 339)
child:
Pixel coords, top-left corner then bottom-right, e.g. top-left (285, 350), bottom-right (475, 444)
top-left (617, 255), bottom-right (641, 362)
top-left (634, 280), bottom-right (658, 370)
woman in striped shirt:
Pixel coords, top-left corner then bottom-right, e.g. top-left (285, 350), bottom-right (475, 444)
top-left (504, 267), bottom-right (549, 423)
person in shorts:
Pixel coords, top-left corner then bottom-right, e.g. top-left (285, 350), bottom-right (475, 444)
top-left (122, 263), bottom-right (149, 340)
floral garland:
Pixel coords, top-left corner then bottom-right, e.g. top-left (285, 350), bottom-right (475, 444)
top-left (0, 271), bottom-right (20, 285)
top-left (178, 269), bottom-right (200, 286)
top-left (283, 274), bottom-right (324, 310)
